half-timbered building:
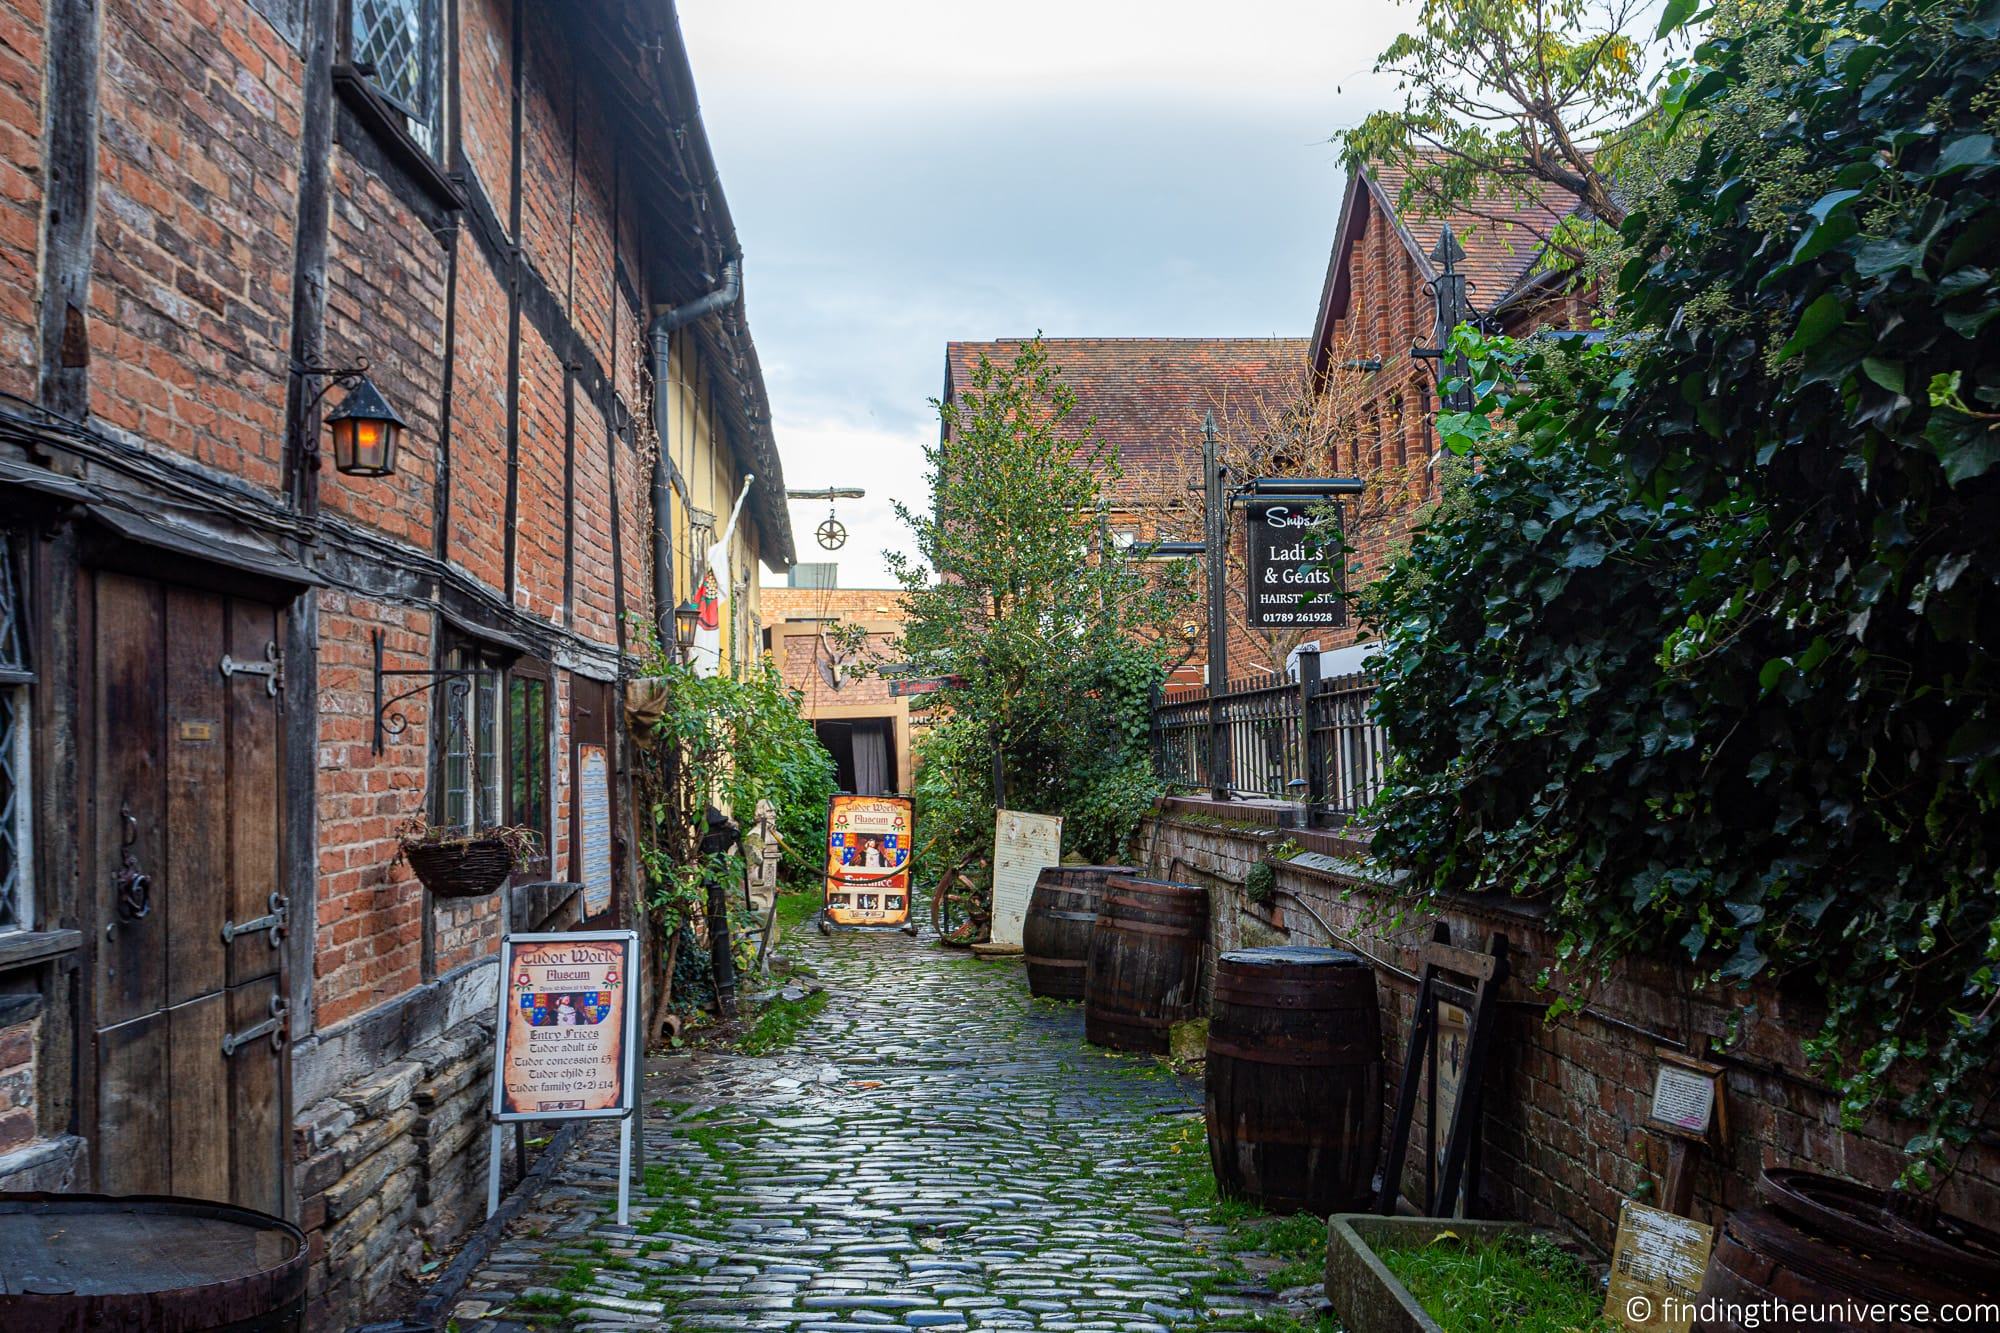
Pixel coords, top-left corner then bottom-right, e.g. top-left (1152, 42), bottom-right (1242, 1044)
top-left (0, 1), bottom-right (790, 1323)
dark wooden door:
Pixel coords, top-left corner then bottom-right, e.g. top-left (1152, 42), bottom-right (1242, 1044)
top-left (87, 572), bottom-right (288, 1213)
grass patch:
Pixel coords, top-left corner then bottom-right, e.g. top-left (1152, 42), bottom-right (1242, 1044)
top-left (737, 988), bottom-right (829, 1055)
top-left (509, 1290), bottom-right (576, 1317)
top-left (775, 888), bottom-right (822, 934)
top-left (1376, 1231), bottom-right (1615, 1333)
top-left (1143, 1112), bottom-right (1342, 1294)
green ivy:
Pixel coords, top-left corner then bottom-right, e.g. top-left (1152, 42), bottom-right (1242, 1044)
top-left (1364, 0), bottom-right (2000, 1180)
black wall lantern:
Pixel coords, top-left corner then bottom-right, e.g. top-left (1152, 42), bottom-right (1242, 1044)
top-left (674, 597), bottom-right (702, 653)
top-left (293, 360), bottom-right (406, 478)
top-left (325, 375), bottom-right (406, 477)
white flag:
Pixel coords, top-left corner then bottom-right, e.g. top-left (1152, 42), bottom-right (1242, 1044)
top-left (690, 475), bottom-right (754, 677)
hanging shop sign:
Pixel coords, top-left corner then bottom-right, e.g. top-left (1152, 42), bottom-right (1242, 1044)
top-left (989, 809), bottom-right (1063, 948)
top-left (823, 793), bottom-right (914, 928)
top-left (1245, 500), bottom-right (1345, 629)
top-left (487, 930), bottom-right (640, 1223)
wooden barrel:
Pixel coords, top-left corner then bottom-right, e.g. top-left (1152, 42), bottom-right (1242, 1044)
top-left (1691, 1170), bottom-right (2000, 1331)
top-left (1023, 864), bottom-right (1133, 1000)
top-left (1204, 946), bottom-right (1382, 1215)
top-left (0, 1192), bottom-right (307, 1332)
top-left (1083, 876), bottom-right (1208, 1053)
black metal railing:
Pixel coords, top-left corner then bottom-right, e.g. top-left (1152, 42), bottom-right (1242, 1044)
top-left (1153, 666), bottom-right (1384, 823)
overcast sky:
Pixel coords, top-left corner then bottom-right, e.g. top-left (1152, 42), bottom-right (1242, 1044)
top-left (679, 1), bottom-right (1409, 586)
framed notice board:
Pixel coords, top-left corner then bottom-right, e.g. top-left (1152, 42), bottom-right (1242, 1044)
top-left (491, 930), bottom-right (638, 1121)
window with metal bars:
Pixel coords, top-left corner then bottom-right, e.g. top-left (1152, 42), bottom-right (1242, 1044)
top-left (0, 538), bottom-right (32, 934)
top-left (349, 0), bottom-right (441, 157)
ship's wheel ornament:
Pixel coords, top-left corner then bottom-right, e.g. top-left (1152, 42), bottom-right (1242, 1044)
top-left (816, 514), bottom-right (847, 550)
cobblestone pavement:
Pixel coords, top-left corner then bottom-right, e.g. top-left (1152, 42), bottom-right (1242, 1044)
top-left (448, 922), bottom-right (1317, 1332)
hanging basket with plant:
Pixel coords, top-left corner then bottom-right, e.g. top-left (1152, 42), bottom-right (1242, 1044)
top-left (396, 816), bottom-right (539, 899)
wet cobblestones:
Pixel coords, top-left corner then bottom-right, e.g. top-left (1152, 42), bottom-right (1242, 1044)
top-left (449, 923), bottom-right (1312, 1331)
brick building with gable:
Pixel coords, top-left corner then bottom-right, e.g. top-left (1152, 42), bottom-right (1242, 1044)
top-left (941, 168), bottom-right (1588, 696)
top-left (1304, 158), bottom-right (1590, 644)
top-left (0, 1), bottom-right (790, 1324)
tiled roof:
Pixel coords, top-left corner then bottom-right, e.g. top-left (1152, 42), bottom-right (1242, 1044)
top-left (942, 338), bottom-right (1309, 489)
top-left (1310, 156), bottom-right (1583, 370)
top-left (1368, 158), bottom-right (1581, 312)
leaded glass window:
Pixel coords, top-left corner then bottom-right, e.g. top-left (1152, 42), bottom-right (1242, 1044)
top-left (351, 0), bottom-right (441, 156)
top-left (0, 539), bottom-right (32, 934)
top-left (439, 645), bottom-right (499, 836)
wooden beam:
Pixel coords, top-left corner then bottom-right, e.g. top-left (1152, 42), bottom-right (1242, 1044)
top-left (502, 0), bottom-right (523, 601)
top-left (282, 0), bottom-right (337, 515)
top-left (37, 0), bottom-right (101, 424)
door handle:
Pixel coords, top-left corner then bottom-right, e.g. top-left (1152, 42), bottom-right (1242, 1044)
top-left (116, 800), bottom-right (152, 921)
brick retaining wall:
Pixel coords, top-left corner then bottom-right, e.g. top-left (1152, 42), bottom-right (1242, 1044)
top-left (1136, 802), bottom-right (2000, 1253)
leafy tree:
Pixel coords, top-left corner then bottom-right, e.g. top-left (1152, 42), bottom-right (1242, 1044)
top-left (1363, 0), bottom-right (2000, 1179)
top-left (889, 339), bottom-right (1195, 873)
top-left (631, 644), bottom-right (836, 1018)
top-left (1340, 0), bottom-right (1656, 252)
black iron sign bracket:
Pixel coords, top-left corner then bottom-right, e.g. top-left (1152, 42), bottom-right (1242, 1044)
top-left (371, 627), bottom-right (496, 755)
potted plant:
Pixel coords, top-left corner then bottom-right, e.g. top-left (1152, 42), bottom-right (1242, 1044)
top-left (396, 816), bottom-right (539, 899)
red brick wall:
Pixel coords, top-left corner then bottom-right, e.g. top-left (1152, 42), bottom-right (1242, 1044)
top-left (444, 248), bottom-right (509, 587)
top-left (0, 0), bottom-right (42, 398)
top-left (313, 593), bottom-right (431, 1030)
top-left (572, 394), bottom-right (617, 642)
top-left (457, 0), bottom-right (510, 204)
top-left (92, 0), bottom-right (300, 488)
top-left (0, 1011), bottom-right (35, 1153)
top-left (513, 326), bottom-right (566, 621)
top-left (320, 148), bottom-right (446, 549)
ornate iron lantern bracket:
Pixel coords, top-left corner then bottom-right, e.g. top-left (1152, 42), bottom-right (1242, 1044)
top-left (1410, 223), bottom-right (1479, 411)
top-left (290, 359), bottom-right (372, 473)
top-left (371, 628), bottom-right (497, 755)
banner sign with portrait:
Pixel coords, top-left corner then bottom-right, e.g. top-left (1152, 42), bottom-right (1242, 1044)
top-left (491, 930), bottom-right (638, 1121)
top-left (824, 793), bottom-right (914, 927)
top-left (1245, 499), bottom-right (1345, 628)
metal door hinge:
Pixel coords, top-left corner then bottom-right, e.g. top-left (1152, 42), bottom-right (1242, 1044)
top-left (221, 892), bottom-right (288, 948)
top-left (222, 994), bottom-right (289, 1057)
top-left (220, 641), bottom-right (282, 695)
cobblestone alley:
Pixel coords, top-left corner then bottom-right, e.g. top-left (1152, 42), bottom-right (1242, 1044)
top-left (446, 924), bottom-right (1317, 1332)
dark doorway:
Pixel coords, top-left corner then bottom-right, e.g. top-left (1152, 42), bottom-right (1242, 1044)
top-left (815, 718), bottom-right (897, 795)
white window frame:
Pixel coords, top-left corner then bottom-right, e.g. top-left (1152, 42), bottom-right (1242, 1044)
top-left (0, 538), bottom-right (32, 935)
top-left (439, 644), bottom-right (501, 836)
